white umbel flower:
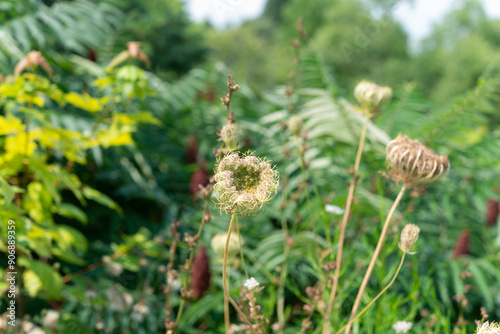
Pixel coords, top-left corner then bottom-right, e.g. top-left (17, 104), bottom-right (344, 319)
top-left (392, 320), bottom-right (413, 333)
top-left (243, 277), bottom-right (260, 290)
top-left (42, 310), bottom-right (59, 330)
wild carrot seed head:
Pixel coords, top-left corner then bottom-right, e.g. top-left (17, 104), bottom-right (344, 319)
top-left (214, 152), bottom-right (279, 217)
top-left (386, 134), bottom-right (449, 185)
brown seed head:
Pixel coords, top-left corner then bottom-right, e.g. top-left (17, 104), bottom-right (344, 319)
top-left (190, 246), bottom-right (211, 299)
top-left (386, 134), bottom-right (449, 185)
top-left (486, 199), bottom-right (499, 226)
top-left (452, 229), bottom-right (470, 259)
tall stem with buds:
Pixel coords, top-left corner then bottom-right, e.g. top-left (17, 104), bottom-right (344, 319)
top-left (324, 115), bottom-right (369, 331)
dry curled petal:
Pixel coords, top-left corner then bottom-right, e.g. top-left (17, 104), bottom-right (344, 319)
top-left (386, 134), bottom-right (449, 185)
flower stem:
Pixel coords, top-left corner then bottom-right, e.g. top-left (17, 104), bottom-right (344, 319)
top-left (223, 214), bottom-right (257, 334)
top-left (344, 184), bottom-right (407, 334)
top-left (336, 253), bottom-right (406, 334)
top-left (224, 269), bottom-right (231, 333)
top-left (323, 115), bottom-right (369, 330)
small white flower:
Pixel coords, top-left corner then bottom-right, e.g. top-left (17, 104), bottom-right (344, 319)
top-left (85, 289), bottom-right (97, 300)
top-left (28, 327), bottom-right (45, 334)
top-left (43, 310), bottom-right (59, 330)
top-left (392, 320), bottom-right (413, 333)
top-left (243, 277), bottom-right (259, 290)
top-left (325, 204), bottom-right (344, 215)
top-left (107, 262), bottom-right (123, 277)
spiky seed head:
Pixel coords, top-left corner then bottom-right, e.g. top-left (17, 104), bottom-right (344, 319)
top-left (354, 80), bottom-right (392, 113)
top-left (386, 134), bottom-right (449, 185)
top-left (220, 123), bottom-right (240, 151)
top-left (288, 115), bottom-right (303, 136)
top-left (399, 224), bottom-right (420, 253)
top-left (475, 321), bottom-right (500, 334)
top-left (211, 233), bottom-right (241, 258)
top-left (213, 152), bottom-right (279, 217)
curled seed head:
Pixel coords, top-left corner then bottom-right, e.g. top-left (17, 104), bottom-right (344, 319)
top-left (399, 223), bottom-right (420, 253)
top-left (354, 80), bottom-right (392, 113)
top-left (220, 123), bottom-right (240, 151)
top-left (213, 152), bottom-right (279, 216)
top-left (386, 134), bottom-right (450, 185)
top-left (475, 321), bottom-right (500, 334)
top-left (288, 115), bottom-right (303, 136)
top-left (211, 233), bottom-right (241, 258)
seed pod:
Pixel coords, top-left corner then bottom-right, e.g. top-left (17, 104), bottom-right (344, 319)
top-left (386, 135), bottom-right (449, 185)
top-left (288, 115), bottom-right (303, 136)
top-left (191, 246), bottom-right (211, 299)
top-left (452, 229), bottom-right (470, 259)
top-left (486, 199), bottom-right (499, 226)
top-left (354, 80), bottom-right (392, 113)
top-left (220, 123), bottom-right (240, 151)
top-left (398, 224), bottom-right (420, 253)
top-left (211, 233), bottom-right (241, 258)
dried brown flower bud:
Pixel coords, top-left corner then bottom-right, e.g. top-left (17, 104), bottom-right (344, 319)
top-left (386, 135), bottom-right (450, 185)
top-left (14, 51), bottom-right (53, 77)
top-left (189, 163), bottom-right (209, 196)
top-left (486, 199), bottom-right (499, 226)
top-left (399, 223), bottom-right (420, 253)
top-left (190, 246), bottom-right (211, 299)
top-left (452, 230), bottom-right (470, 259)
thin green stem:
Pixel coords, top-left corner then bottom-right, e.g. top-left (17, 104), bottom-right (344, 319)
top-left (336, 253), bottom-right (406, 334)
top-left (324, 115), bottom-right (369, 331)
top-left (344, 184), bottom-right (407, 334)
top-left (235, 216), bottom-right (249, 279)
top-left (224, 269), bottom-right (231, 333)
top-left (223, 214), bottom-right (258, 334)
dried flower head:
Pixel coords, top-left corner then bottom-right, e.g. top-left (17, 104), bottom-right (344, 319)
top-left (475, 321), bottom-right (500, 334)
top-left (220, 123), bottom-right (240, 150)
top-left (214, 152), bottom-right (279, 216)
top-left (399, 224), bottom-right (420, 253)
top-left (109, 41), bottom-right (151, 68)
top-left (288, 115), bottom-right (303, 136)
top-left (486, 199), bottom-right (499, 226)
top-left (354, 80), bottom-right (392, 113)
top-left (191, 246), bottom-right (211, 299)
top-left (211, 232), bottom-right (241, 258)
top-left (386, 134), bottom-right (449, 185)
top-left (14, 51), bottom-right (53, 77)
top-left (453, 229), bottom-right (471, 259)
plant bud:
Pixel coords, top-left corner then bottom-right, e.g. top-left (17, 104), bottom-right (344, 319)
top-left (220, 123), bottom-right (240, 150)
top-left (399, 224), bottom-right (420, 253)
top-left (354, 80), bottom-right (392, 113)
top-left (288, 115), bottom-right (303, 136)
top-left (211, 233), bottom-right (241, 258)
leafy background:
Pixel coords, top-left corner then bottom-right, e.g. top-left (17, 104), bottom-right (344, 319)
top-left (0, 0), bottom-right (499, 333)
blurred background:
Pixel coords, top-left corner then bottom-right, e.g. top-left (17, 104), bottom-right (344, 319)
top-left (1, 0), bottom-right (500, 333)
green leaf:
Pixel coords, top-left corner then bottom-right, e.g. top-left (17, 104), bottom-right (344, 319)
top-left (82, 186), bottom-right (122, 214)
top-left (19, 257), bottom-right (63, 299)
top-left (56, 203), bottom-right (87, 224)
